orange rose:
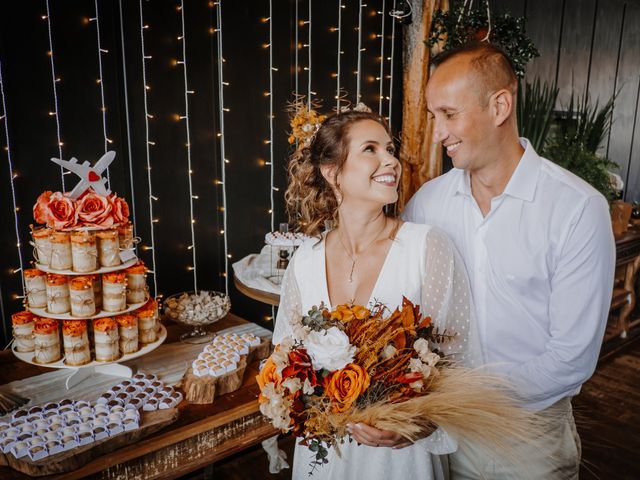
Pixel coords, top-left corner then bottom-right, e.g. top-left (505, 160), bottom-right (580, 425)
top-left (257, 357), bottom-right (282, 402)
top-left (324, 363), bottom-right (370, 413)
top-left (33, 191), bottom-right (52, 224)
top-left (108, 194), bottom-right (130, 224)
top-left (76, 191), bottom-right (113, 227)
top-left (330, 304), bottom-right (370, 323)
top-left (46, 192), bottom-right (76, 229)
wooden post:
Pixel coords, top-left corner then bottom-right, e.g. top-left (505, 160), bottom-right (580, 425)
top-left (399, 0), bottom-right (448, 210)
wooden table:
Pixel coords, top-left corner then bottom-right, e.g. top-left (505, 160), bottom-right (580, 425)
top-left (0, 314), bottom-right (278, 480)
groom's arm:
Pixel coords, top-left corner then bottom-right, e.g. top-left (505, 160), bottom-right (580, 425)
top-left (502, 195), bottom-right (615, 407)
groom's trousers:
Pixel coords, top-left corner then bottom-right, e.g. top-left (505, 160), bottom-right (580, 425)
top-left (448, 397), bottom-right (580, 480)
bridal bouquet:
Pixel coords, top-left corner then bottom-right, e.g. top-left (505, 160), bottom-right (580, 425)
top-left (258, 299), bottom-right (538, 472)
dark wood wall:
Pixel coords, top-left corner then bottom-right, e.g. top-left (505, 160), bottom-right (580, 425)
top-left (0, 1), bottom-right (403, 346)
top-left (492, 0), bottom-right (640, 201)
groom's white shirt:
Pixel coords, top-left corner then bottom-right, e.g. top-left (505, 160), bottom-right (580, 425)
top-left (403, 138), bottom-right (616, 410)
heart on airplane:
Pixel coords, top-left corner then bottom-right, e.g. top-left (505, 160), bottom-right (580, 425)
top-left (88, 171), bottom-right (100, 182)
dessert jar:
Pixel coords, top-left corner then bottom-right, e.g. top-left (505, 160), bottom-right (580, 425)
top-left (69, 276), bottom-right (96, 318)
top-left (102, 272), bottom-right (127, 312)
top-left (93, 317), bottom-right (120, 362)
top-left (24, 268), bottom-right (47, 308)
top-left (97, 229), bottom-right (121, 267)
top-left (46, 273), bottom-right (70, 314)
top-left (49, 231), bottom-right (72, 270)
top-left (115, 314), bottom-right (139, 355)
top-left (31, 226), bottom-right (52, 266)
top-left (12, 311), bottom-right (36, 352)
top-left (124, 261), bottom-right (147, 304)
top-left (33, 318), bottom-right (61, 364)
top-left (62, 319), bottom-right (91, 366)
top-left (70, 230), bottom-right (98, 273)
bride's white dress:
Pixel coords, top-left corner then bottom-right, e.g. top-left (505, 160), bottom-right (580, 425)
top-left (272, 222), bottom-right (477, 480)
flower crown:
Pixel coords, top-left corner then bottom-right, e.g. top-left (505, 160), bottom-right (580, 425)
top-left (287, 98), bottom-right (372, 148)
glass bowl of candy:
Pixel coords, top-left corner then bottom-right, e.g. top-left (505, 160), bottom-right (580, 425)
top-left (163, 290), bottom-right (231, 343)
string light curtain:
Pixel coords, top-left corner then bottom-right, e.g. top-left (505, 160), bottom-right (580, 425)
top-left (44, 0), bottom-right (65, 190)
top-left (0, 59), bottom-right (26, 297)
top-left (138, 0), bottom-right (159, 297)
top-left (91, 0), bottom-right (112, 188)
top-left (177, 0), bottom-right (199, 292)
top-left (214, 0), bottom-right (230, 294)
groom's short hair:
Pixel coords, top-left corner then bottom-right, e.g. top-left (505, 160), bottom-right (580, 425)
top-left (431, 42), bottom-right (518, 106)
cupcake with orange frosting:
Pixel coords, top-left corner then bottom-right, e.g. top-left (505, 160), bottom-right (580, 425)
top-left (12, 311), bottom-right (36, 352)
top-left (69, 276), bottom-right (96, 318)
top-left (49, 231), bottom-right (72, 270)
top-left (62, 320), bottom-right (90, 366)
top-left (70, 230), bottom-right (97, 273)
top-left (115, 314), bottom-right (139, 354)
top-left (24, 268), bottom-right (47, 308)
top-left (102, 272), bottom-right (127, 312)
top-left (33, 318), bottom-right (61, 364)
top-left (93, 317), bottom-right (120, 362)
top-left (124, 261), bottom-right (148, 304)
top-left (46, 273), bottom-right (70, 314)
top-left (31, 226), bottom-right (52, 266)
top-left (96, 229), bottom-right (120, 267)
top-left (136, 299), bottom-right (158, 344)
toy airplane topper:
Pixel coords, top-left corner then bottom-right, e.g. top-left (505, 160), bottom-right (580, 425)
top-left (51, 151), bottom-right (115, 199)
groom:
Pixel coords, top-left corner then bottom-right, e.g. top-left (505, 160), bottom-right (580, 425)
top-left (403, 42), bottom-right (616, 479)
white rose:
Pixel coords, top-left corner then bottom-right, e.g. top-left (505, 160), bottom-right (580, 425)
top-left (303, 327), bottom-right (356, 371)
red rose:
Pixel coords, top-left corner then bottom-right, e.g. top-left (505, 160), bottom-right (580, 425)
top-left (282, 348), bottom-right (318, 386)
top-left (108, 194), bottom-right (130, 224)
top-left (46, 192), bottom-right (77, 229)
top-left (33, 191), bottom-right (52, 224)
top-left (76, 192), bottom-right (113, 227)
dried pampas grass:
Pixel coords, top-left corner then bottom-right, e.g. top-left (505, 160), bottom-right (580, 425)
top-left (324, 367), bottom-right (549, 455)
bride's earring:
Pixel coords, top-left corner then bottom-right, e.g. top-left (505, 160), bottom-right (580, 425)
top-left (334, 190), bottom-right (342, 205)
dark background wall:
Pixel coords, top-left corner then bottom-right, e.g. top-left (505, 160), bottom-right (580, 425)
top-left (2, 0), bottom-right (639, 347)
top-left (491, 0), bottom-right (640, 200)
top-left (0, 0), bottom-right (403, 346)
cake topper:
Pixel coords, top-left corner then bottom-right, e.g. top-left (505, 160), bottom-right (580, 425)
top-left (50, 151), bottom-right (115, 199)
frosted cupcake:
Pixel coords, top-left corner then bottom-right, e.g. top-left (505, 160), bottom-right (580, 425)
top-left (71, 230), bottom-right (98, 272)
top-left (12, 311), bottom-right (36, 352)
top-left (62, 320), bottom-right (91, 366)
top-left (97, 230), bottom-right (121, 267)
top-left (46, 273), bottom-right (70, 314)
top-left (31, 226), bottom-right (52, 266)
top-left (102, 272), bottom-right (127, 312)
top-left (115, 314), bottom-right (139, 355)
top-left (24, 268), bottom-right (47, 308)
top-left (94, 318), bottom-right (120, 362)
top-left (124, 261), bottom-right (147, 304)
top-left (33, 318), bottom-right (61, 364)
top-left (49, 231), bottom-right (72, 270)
top-left (69, 276), bottom-right (96, 318)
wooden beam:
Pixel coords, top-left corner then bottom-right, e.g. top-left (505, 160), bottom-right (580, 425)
top-left (399, 0), bottom-right (448, 210)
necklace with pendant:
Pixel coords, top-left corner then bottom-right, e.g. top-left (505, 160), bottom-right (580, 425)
top-left (337, 217), bottom-right (388, 283)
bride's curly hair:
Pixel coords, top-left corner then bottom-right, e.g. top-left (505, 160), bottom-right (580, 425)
top-left (285, 110), bottom-right (392, 237)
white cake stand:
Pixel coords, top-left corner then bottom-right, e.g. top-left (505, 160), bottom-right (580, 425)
top-left (12, 324), bottom-right (167, 389)
top-left (18, 255), bottom-right (164, 390)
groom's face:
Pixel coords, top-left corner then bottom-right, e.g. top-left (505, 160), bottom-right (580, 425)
top-left (426, 58), bottom-right (495, 172)
top-left (335, 119), bottom-right (401, 208)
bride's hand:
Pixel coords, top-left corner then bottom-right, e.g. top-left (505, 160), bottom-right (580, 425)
top-left (348, 422), bottom-right (433, 449)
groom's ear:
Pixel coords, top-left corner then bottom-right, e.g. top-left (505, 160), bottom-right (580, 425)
top-left (490, 89), bottom-right (514, 127)
top-left (320, 164), bottom-right (337, 187)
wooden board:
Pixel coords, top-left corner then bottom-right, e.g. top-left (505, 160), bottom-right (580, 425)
top-left (0, 408), bottom-right (178, 477)
top-left (180, 337), bottom-right (271, 404)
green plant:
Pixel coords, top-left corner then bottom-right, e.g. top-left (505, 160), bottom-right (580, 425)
top-left (516, 77), bottom-right (618, 200)
top-left (545, 138), bottom-right (617, 201)
top-left (428, 1), bottom-right (539, 78)
top-left (516, 78), bottom-right (559, 152)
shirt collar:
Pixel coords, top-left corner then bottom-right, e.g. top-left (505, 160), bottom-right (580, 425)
top-left (454, 138), bottom-right (540, 202)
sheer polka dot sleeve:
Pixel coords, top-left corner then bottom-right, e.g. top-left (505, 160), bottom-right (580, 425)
top-left (421, 228), bottom-right (480, 367)
top-left (272, 253), bottom-right (303, 345)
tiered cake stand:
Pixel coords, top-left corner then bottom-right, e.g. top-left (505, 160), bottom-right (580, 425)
top-left (12, 256), bottom-right (166, 390)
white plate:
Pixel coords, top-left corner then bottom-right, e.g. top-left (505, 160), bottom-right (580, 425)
top-left (34, 257), bottom-right (138, 276)
top-left (27, 301), bottom-right (148, 320)
top-left (11, 324), bottom-right (167, 370)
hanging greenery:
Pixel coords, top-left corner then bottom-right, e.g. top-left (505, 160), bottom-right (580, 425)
top-left (428, 1), bottom-right (539, 78)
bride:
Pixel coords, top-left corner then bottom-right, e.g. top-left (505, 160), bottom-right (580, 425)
top-left (272, 108), bottom-right (477, 480)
